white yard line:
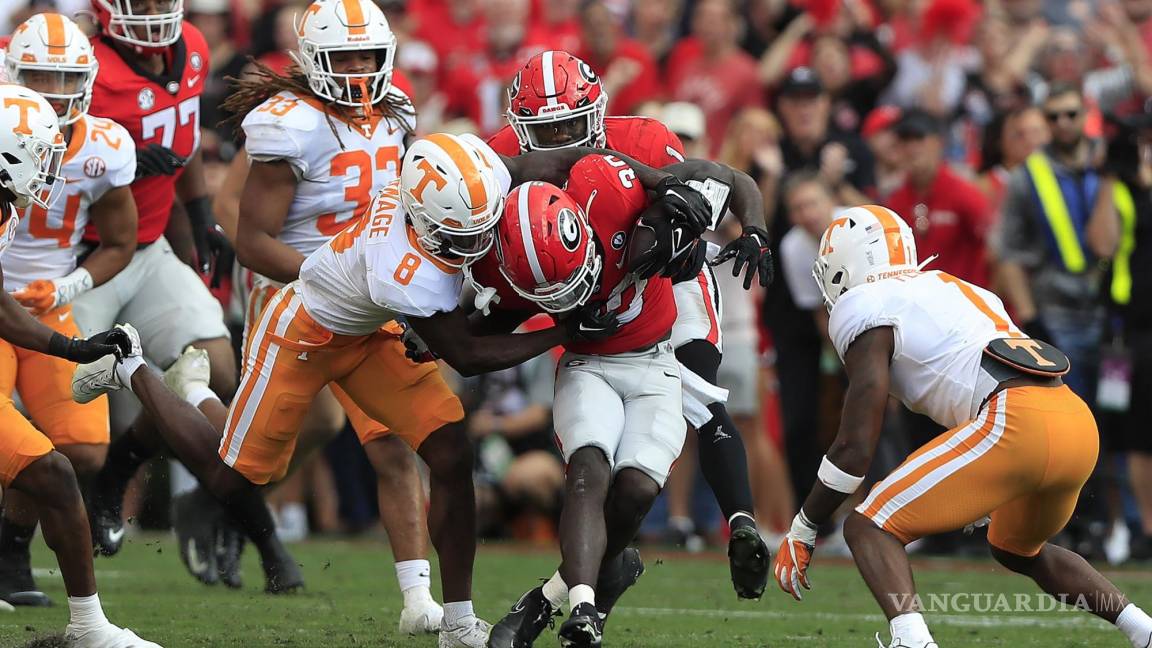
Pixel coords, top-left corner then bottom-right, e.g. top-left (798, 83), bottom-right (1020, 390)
top-left (615, 606), bottom-right (1112, 629)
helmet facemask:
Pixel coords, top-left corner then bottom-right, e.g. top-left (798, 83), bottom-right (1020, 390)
top-left (97, 0), bottom-right (184, 50)
top-left (509, 94), bottom-right (606, 151)
top-left (405, 192), bottom-right (504, 267)
top-left (296, 40), bottom-right (396, 111)
top-left (11, 68), bottom-right (96, 127)
top-left (1, 132), bottom-right (66, 210)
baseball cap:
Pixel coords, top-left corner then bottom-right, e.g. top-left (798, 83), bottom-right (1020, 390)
top-left (861, 106), bottom-right (902, 138)
top-left (778, 67), bottom-right (825, 98)
top-left (895, 108), bottom-right (944, 138)
top-left (662, 102), bottom-right (705, 142)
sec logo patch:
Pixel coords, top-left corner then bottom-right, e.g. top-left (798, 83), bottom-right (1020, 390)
top-left (137, 88), bottom-right (155, 110)
top-left (611, 231), bottom-right (626, 250)
top-left (83, 157), bottom-right (106, 178)
top-left (190, 52), bottom-right (203, 72)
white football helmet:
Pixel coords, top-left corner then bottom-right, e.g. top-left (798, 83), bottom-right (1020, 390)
top-left (6, 14), bottom-right (98, 127)
top-left (812, 205), bottom-right (918, 308)
top-left (93, 0), bottom-right (185, 51)
top-left (294, 0), bottom-right (397, 109)
top-left (0, 86), bottom-right (66, 210)
top-left (400, 133), bottom-right (505, 265)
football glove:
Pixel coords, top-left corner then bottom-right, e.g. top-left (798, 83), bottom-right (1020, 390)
top-left (774, 512), bottom-right (817, 601)
top-left (48, 327), bottom-right (131, 363)
top-left (12, 268), bottom-right (94, 316)
top-left (653, 176), bottom-right (712, 238)
top-left (186, 196), bottom-right (233, 281)
top-left (662, 238), bottom-right (709, 284)
top-left (567, 302), bottom-right (621, 342)
top-left (711, 226), bottom-right (773, 290)
top-left (135, 143), bottom-right (186, 180)
top-left (401, 322), bottom-right (438, 364)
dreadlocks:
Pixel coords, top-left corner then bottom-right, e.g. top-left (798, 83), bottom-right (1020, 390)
top-left (220, 58), bottom-right (416, 145)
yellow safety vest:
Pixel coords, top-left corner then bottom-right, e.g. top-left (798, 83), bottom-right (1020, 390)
top-left (1024, 153), bottom-right (1087, 273)
top-left (1112, 181), bottom-right (1136, 305)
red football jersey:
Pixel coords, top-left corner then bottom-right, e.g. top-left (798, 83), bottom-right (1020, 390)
top-left (486, 116), bottom-right (686, 169)
top-left (472, 154), bottom-right (676, 355)
top-left (86, 22), bottom-right (209, 245)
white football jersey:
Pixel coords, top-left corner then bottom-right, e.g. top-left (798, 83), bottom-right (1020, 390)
top-left (6, 114), bottom-right (136, 292)
top-left (297, 181), bottom-right (463, 335)
top-left (242, 89), bottom-right (415, 259)
top-left (828, 270), bottom-right (1018, 428)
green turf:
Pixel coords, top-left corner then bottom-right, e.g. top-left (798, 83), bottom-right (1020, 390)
top-left (4, 534), bottom-right (1152, 647)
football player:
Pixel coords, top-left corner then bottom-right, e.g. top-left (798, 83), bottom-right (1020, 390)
top-left (773, 207), bottom-right (1152, 648)
top-left (0, 14), bottom-right (139, 608)
top-left (79, 0), bottom-right (296, 592)
top-left (487, 50), bottom-right (773, 603)
top-left (0, 84), bottom-right (160, 648)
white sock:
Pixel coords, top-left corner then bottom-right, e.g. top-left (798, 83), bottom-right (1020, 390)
top-left (115, 355), bottom-right (146, 389)
top-left (890, 612), bottom-right (934, 646)
top-left (396, 560), bottom-right (433, 606)
top-left (1117, 603), bottom-right (1152, 647)
top-left (569, 584), bottom-right (595, 609)
top-left (443, 600), bottom-right (474, 627)
top-left (67, 593), bottom-right (109, 631)
top-left (541, 571), bottom-right (568, 608)
top-left (184, 383), bottom-right (218, 409)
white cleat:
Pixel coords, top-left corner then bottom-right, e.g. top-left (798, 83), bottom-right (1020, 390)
top-left (66, 623), bottom-right (163, 647)
top-left (877, 634), bottom-right (939, 648)
top-left (438, 617), bottom-right (491, 648)
top-left (163, 346), bottom-right (211, 401)
top-left (399, 598), bottom-right (444, 635)
top-left (72, 354), bottom-right (124, 404)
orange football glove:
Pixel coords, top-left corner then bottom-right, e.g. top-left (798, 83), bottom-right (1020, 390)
top-left (774, 512), bottom-right (818, 601)
top-left (12, 280), bottom-right (57, 316)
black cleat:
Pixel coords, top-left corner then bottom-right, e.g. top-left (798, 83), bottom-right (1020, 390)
top-left (262, 552), bottom-right (304, 594)
top-left (487, 586), bottom-right (560, 648)
top-left (595, 547), bottom-right (643, 624)
top-left (0, 562), bottom-right (52, 607)
top-left (558, 603), bottom-right (603, 648)
top-left (215, 520), bottom-right (245, 589)
top-left (88, 483), bottom-right (127, 558)
top-left (173, 487), bottom-right (222, 586)
top-left (728, 525), bottom-right (770, 599)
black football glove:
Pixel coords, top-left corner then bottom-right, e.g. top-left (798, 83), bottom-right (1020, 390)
top-left (711, 226), bottom-right (774, 289)
top-left (401, 322), bottom-right (438, 363)
top-left (654, 175), bottom-right (712, 238)
top-left (663, 238), bottom-right (709, 284)
top-left (135, 144), bottom-right (186, 180)
top-left (186, 196), bottom-right (233, 278)
top-left (48, 330), bottom-right (125, 363)
top-left (566, 302), bottom-right (621, 342)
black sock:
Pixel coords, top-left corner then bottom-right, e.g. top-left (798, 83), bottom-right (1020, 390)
top-left (0, 517), bottom-right (35, 564)
top-left (222, 487), bottom-right (288, 565)
top-left (94, 429), bottom-right (156, 502)
top-left (697, 403), bottom-right (757, 525)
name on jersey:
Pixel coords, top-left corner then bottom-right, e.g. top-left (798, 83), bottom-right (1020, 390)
top-left (367, 184), bottom-right (401, 240)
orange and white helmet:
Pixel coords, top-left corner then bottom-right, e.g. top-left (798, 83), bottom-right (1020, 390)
top-left (0, 86), bottom-right (66, 210)
top-left (93, 0), bottom-right (185, 52)
top-left (813, 205), bottom-right (918, 308)
top-left (400, 133), bottom-right (505, 265)
top-left (294, 0), bottom-right (397, 110)
top-left (5, 14), bottom-right (98, 127)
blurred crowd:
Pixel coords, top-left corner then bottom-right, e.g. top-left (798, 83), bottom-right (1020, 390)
top-left (10, 0), bottom-right (1152, 562)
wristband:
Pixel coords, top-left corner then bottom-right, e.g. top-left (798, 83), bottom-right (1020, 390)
top-left (54, 267), bottom-right (93, 307)
top-left (48, 332), bottom-right (70, 359)
top-left (818, 455), bottom-right (864, 494)
top-left (790, 511), bottom-right (818, 545)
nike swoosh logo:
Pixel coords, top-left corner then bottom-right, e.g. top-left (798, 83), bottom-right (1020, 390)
top-left (187, 75), bottom-right (200, 88)
top-left (73, 371), bottom-right (110, 395)
top-left (107, 527), bottom-right (125, 543)
top-left (58, 311), bottom-right (70, 322)
top-left (186, 539), bottom-right (210, 575)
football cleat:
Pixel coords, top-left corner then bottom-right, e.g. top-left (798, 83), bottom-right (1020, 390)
top-left (487, 586), bottom-right (560, 648)
top-left (65, 623), bottom-right (162, 648)
top-left (88, 476), bottom-right (128, 557)
top-left (399, 597), bottom-right (444, 635)
top-left (163, 346), bottom-right (211, 402)
top-left (0, 557), bottom-right (51, 607)
top-left (262, 549), bottom-right (304, 594)
top-left (728, 525), bottom-right (770, 599)
top-left (595, 547), bottom-right (643, 623)
top-left (173, 488), bottom-right (221, 586)
top-left (215, 519), bottom-right (245, 589)
top-left (72, 353), bottom-right (123, 404)
top-left (877, 634), bottom-right (939, 648)
top-left (439, 616), bottom-right (492, 648)
top-left (558, 603), bottom-right (603, 648)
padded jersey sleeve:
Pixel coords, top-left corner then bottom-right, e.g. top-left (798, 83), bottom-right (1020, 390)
top-left (827, 283), bottom-right (900, 362)
top-left (241, 93), bottom-right (321, 176)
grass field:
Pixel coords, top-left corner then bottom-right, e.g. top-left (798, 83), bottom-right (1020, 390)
top-left (4, 534), bottom-right (1152, 647)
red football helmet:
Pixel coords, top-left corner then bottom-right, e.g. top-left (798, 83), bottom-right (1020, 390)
top-left (495, 182), bottom-right (602, 313)
top-left (93, 0), bottom-right (184, 52)
top-left (507, 50), bottom-right (608, 151)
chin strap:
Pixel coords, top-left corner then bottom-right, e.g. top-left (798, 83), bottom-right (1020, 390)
top-left (916, 254), bottom-right (939, 272)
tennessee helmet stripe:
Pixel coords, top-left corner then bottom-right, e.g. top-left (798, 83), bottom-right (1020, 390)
top-left (862, 205), bottom-right (907, 266)
top-left (342, 0), bottom-right (367, 36)
top-left (425, 133), bottom-right (487, 217)
top-left (517, 185), bottom-right (548, 284)
top-left (44, 13), bottom-right (67, 56)
top-left (542, 50), bottom-right (558, 107)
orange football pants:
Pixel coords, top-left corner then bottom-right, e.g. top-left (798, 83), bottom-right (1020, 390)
top-left (222, 285), bottom-right (462, 485)
top-left (245, 283), bottom-right (392, 446)
top-left (856, 385), bottom-right (1098, 557)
